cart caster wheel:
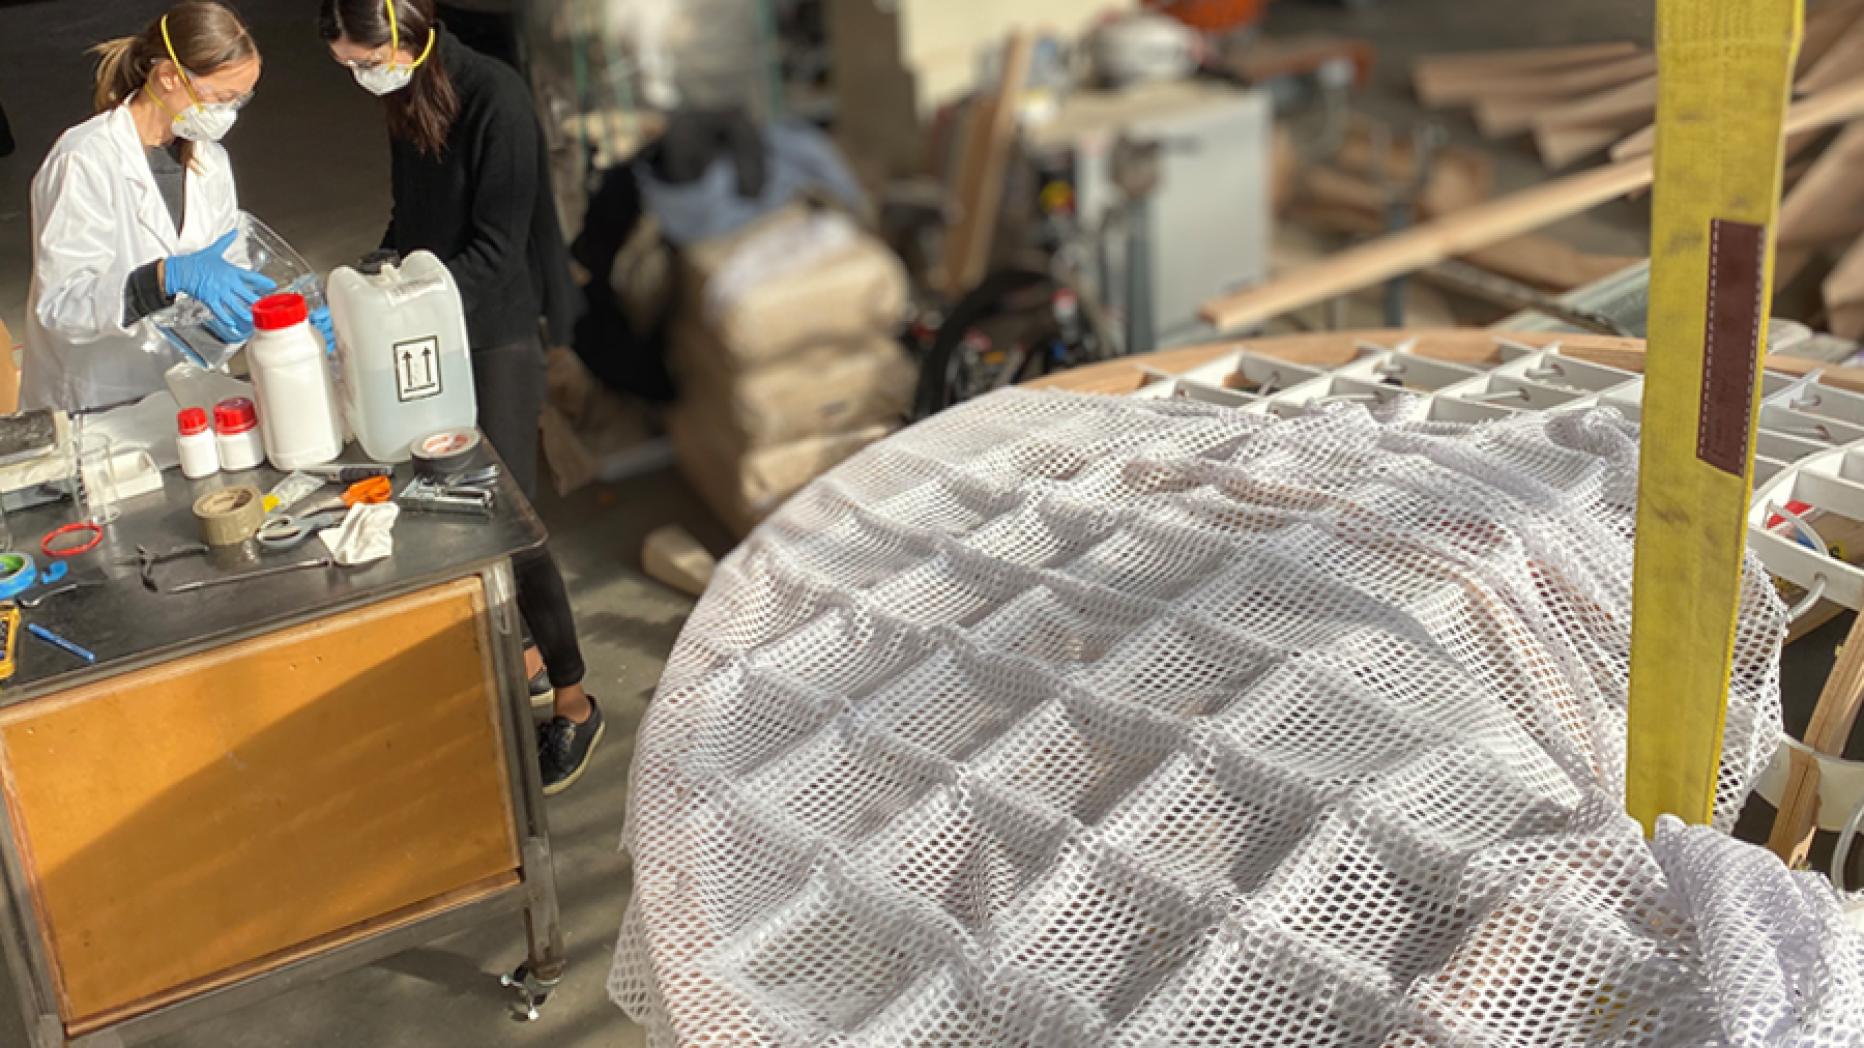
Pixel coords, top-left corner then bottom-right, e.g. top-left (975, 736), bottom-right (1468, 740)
top-left (500, 962), bottom-right (559, 1023)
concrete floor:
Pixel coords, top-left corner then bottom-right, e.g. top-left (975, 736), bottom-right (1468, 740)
top-left (0, 0), bottom-right (1670, 1045)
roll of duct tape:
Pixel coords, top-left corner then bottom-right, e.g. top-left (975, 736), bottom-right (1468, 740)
top-left (194, 485), bottom-right (266, 548)
top-left (411, 428), bottom-right (484, 478)
top-left (0, 554), bottom-right (39, 602)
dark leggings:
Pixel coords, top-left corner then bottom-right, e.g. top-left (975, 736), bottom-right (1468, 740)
top-left (474, 339), bottom-right (587, 690)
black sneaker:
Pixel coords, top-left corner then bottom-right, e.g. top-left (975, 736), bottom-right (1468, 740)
top-left (529, 664), bottom-right (555, 711)
top-left (538, 697), bottom-right (605, 797)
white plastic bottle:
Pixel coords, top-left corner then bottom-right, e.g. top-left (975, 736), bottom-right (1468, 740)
top-left (214, 398), bottom-right (266, 471)
top-left (327, 252), bottom-right (477, 463)
top-left (248, 293), bottom-right (345, 470)
top-left (176, 407), bottom-right (220, 479)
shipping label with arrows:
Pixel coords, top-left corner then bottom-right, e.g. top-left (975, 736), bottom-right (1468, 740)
top-left (393, 336), bottom-right (444, 402)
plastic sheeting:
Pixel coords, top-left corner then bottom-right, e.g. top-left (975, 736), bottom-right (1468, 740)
top-left (612, 388), bottom-right (1864, 1045)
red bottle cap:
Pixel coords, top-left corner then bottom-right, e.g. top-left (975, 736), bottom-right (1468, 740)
top-left (251, 293), bottom-right (308, 332)
top-left (214, 397), bottom-right (259, 436)
top-left (177, 407), bottom-right (210, 436)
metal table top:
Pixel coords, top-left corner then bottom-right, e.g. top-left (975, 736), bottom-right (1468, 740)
top-left (0, 452), bottom-right (546, 701)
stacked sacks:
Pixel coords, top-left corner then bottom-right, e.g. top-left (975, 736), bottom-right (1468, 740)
top-left (668, 207), bottom-right (914, 534)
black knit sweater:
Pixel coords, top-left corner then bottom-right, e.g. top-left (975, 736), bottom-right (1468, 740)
top-left (381, 29), bottom-right (575, 349)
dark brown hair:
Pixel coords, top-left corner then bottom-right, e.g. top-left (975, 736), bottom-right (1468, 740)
top-left (319, 0), bottom-right (458, 158)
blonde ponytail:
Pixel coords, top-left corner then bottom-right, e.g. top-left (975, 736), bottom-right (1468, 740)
top-left (89, 35), bottom-right (149, 114)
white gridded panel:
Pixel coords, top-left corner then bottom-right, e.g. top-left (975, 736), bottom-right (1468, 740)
top-left (612, 389), bottom-right (1864, 1046)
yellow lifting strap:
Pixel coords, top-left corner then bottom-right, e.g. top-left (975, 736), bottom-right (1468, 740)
top-left (1627, 0), bottom-right (1802, 834)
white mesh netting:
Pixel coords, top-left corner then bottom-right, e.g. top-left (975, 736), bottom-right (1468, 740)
top-left (610, 389), bottom-right (1864, 1045)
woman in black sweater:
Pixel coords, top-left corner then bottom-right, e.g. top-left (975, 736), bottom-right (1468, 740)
top-left (321, 0), bottom-right (602, 795)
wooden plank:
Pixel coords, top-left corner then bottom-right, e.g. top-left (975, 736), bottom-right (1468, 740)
top-left (1534, 123), bottom-right (1628, 169)
top-left (1475, 93), bottom-right (1580, 138)
top-left (1780, 122), bottom-right (1864, 247)
top-left (1414, 42), bottom-right (1642, 106)
top-left (1204, 162), bottom-right (1652, 330)
top-left (1824, 234), bottom-right (1864, 323)
top-left (0, 578), bottom-right (520, 1024)
top-left (1800, 12), bottom-right (1864, 94)
top-left (1610, 121), bottom-right (1657, 162)
top-left (1834, 300), bottom-right (1864, 341)
top-left (1414, 41), bottom-right (1641, 76)
top-left (1800, 1), bottom-right (1864, 79)
top-left (1470, 71), bottom-right (1653, 142)
top-left (1201, 78), bottom-right (1864, 332)
top-left (643, 526), bottom-right (718, 598)
top-left (937, 33), bottom-right (1034, 299)
top-left (1768, 611), bottom-right (1864, 865)
top-left (1534, 74), bottom-right (1659, 131)
top-left (1420, 52), bottom-right (1656, 109)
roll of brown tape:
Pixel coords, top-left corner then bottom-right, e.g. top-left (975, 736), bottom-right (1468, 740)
top-left (194, 485), bottom-right (266, 548)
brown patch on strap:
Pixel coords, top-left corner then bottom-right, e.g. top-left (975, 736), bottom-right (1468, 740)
top-left (1698, 219), bottom-right (1766, 476)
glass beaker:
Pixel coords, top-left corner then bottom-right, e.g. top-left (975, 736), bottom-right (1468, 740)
top-left (72, 429), bottom-right (120, 525)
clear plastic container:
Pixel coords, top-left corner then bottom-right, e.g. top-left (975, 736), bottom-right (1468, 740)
top-left (326, 251), bottom-right (477, 463)
top-left (152, 213), bottom-right (325, 371)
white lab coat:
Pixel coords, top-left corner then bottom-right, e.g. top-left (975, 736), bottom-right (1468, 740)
top-left (22, 104), bottom-right (240, 411)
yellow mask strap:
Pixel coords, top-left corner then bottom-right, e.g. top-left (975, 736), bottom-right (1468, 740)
top-left (159, 14), bottom-right (204, 109)
top-left (383, 0), bottom-right (436, 72)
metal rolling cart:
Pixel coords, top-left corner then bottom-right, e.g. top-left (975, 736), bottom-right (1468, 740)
top-left (0, 457), bottom-right (565, 1046)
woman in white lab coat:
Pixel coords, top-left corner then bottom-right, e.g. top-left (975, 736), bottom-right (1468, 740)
top-left (22, 1), bottom-right (272, 411)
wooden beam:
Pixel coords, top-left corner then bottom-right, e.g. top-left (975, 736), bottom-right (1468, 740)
top-left (1414, 42), bottom-right (1642, 106)
top-left (1767, 612), bottom-right (1864, 865)
top-left (1800, 1), bottom-right (1864, 79)
top-left (937, 33), bottom-right (1033, 299)
top-left (1415, 41), bottom-right (1641, 75)
top-left (1202, 78), bottom-right (1864, 331)
top-left (1533, 74), bottom-right (1659, 131)
top-left (1475, 94), bottom-right (1578, 138)
top-left (642, 526), bottom-right (717, 598)
top-left (1800, 13), bottom-right (1864, 94)
top-left (1534, 123), bottom-right (1629, 169)
top-left (1480, 73), bottom-right (1655, 142)
top-left (1779, 122), bottom-right (1864, 249)
top-left (1826, 235), bottom-right (1864, 339)
top-left (1427, 52), bottom-right (1657, 111)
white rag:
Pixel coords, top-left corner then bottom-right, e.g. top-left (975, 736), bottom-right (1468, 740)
top-left (320, 502), bottom-right (399, 567)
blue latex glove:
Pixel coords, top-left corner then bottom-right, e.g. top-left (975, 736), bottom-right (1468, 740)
top-left (309, 305), bottom-right (337, 354)
top-left (164, 229), bottom-right (276, 337)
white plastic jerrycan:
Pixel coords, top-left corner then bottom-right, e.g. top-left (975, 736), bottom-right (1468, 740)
top-left (327, 251), bottom-right (477, 463)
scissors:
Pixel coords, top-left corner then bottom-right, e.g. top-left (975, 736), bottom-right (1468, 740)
top-left (258, 477), bottom-right (393, 552)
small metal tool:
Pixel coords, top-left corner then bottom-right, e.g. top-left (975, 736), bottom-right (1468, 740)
top-left (168, 556), bottom-right (334, 595)
top-left (120, 544), bottom-right (211, 593)
top-left (399, 476), bottom-right (496, 518)
top-left (296, 463), bottom-right (396, 484)
top-left (20, 581), bottom-right (102, 609)
top-left (441, 463), bottom-right (502, 489)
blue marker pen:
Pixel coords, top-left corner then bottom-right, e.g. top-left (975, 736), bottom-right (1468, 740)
top-left (27, 624), bottom-right (96, 665)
